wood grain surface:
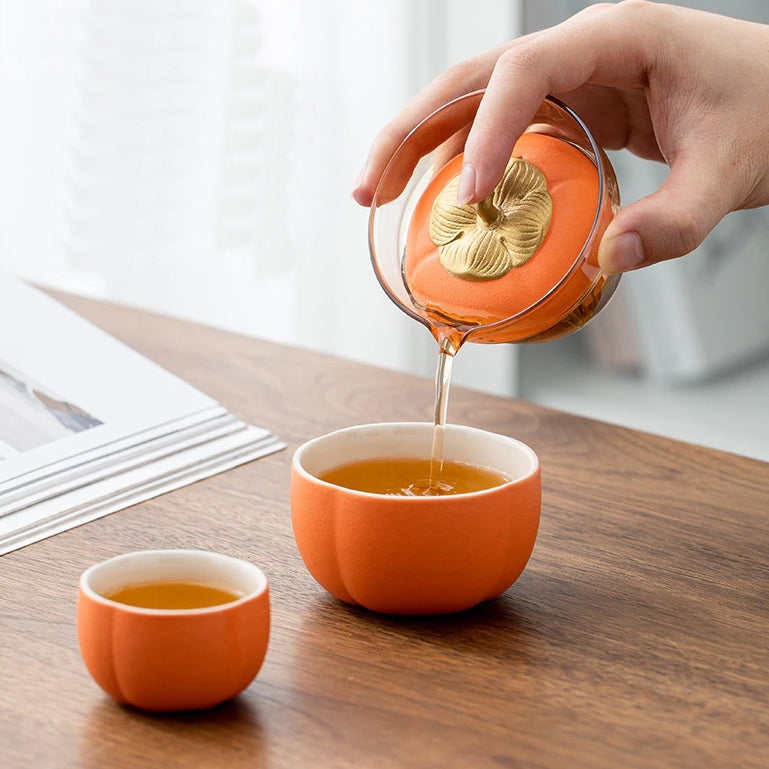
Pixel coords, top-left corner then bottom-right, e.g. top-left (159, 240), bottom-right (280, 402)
top-left (1, 291), bottom-right (767, 768)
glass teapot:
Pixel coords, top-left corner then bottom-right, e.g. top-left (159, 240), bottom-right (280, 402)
top-left (368, 90), bottom-right (621, 353)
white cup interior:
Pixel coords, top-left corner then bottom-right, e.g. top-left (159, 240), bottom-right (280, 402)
top-left (81, 549), bottom-right (267, 610)
top-left (294, 422), bottom-right (538, 485)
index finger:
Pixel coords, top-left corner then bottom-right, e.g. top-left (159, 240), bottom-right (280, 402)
top-left (463, 3), bottom-right (655, 202)
top-left (352, 46), bottom-right (505, 206)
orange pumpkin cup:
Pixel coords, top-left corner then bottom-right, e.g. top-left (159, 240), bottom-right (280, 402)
top-left (77, 550), bottom-right (270, 712)
top-left (290, 422), bottom-right (541, 615)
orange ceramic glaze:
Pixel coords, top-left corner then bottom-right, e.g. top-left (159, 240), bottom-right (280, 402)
top-left (290, 423), bottom-right (541, 615)
top-left (404, 133), bottom-right (612, 342)
top-left (77, 550), bottom-right (270, 712)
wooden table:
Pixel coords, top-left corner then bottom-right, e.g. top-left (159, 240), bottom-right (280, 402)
top-left (2, 293), bottom-right (768, 769)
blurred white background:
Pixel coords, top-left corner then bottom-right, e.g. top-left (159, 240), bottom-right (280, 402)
top-left (0, 0), bottom-right (519, 395)
top-left (1, 0), bottom-right (767, 462)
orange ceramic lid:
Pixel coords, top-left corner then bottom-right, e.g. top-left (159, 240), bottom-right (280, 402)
top-left (404, 132), bottom-right (599, 325)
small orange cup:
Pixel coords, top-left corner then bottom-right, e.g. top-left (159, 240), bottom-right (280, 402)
top-left (77, 549), bottom-right (270, 712)
top-left (290, 422), bottom-right (541, 615)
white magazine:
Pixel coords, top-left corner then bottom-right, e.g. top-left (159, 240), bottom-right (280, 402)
top-left (0, 275), bottom-right (284, 553)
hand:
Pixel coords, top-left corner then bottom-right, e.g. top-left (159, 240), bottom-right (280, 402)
top-left (352, 1), bottom-right (769, 274)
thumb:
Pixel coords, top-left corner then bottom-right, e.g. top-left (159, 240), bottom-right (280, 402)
top-left (598, 159), bottom-right (734, 274)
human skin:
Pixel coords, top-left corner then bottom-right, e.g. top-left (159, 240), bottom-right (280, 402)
top-left (352, 1), bottom-right (769, 274)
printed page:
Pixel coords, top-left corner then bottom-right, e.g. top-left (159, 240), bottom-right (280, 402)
top-left (0, 276), bottom-right (221, 483)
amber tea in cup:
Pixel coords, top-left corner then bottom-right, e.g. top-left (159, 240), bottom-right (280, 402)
top-left (105, 581), bottom-right (243, 609)
top-left (319, 456), bottom-right (511, 496)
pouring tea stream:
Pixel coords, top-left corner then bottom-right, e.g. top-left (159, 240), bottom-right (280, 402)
top-left (368, 91), bottom-right (621, 493)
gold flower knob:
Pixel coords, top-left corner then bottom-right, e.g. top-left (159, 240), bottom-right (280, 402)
top-left (429, 158), bottom-right (553, 281)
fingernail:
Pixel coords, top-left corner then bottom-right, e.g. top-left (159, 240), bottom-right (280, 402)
top-left (352, 164), bottom-right (372, 205)
top-left (456, 164), bottom-right (476, 205)
top-left (598, 231), bottom-right (644, 274)
top-left (353, 163), bottom-right (369, 191)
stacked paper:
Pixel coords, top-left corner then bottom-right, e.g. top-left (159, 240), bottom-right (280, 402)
top-left (0, 276), bottom-right (284, 555)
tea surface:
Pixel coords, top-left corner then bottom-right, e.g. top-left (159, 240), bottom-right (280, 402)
top-left (105, 582), bottom-right (242, 609)
top-left (319, 457), bottom-right (510, 496)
